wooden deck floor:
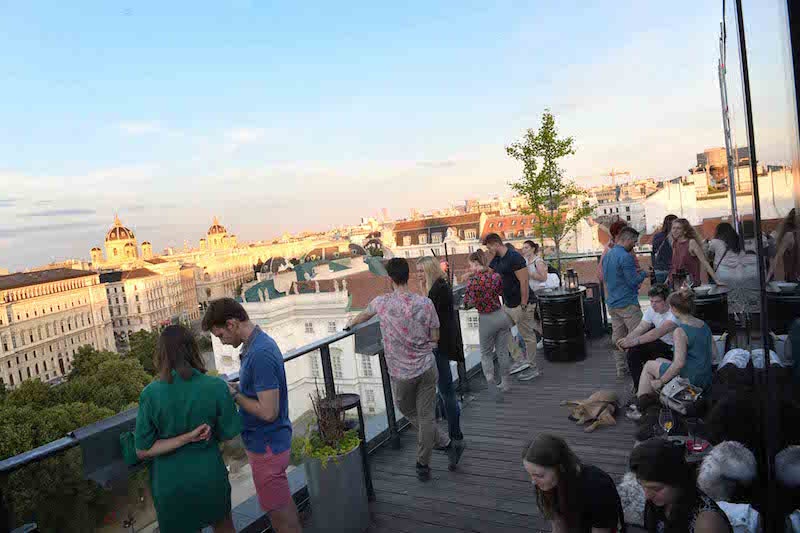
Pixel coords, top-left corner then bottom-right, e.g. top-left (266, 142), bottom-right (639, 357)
top-left (364, 337), bottom-right (637, 533)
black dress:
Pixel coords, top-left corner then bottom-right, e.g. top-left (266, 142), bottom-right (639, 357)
top-left (428, 278), bottom-right (463, 362)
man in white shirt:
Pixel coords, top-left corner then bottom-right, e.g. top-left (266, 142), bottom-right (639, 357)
top-left (616, 284), bottom-right (679, 391)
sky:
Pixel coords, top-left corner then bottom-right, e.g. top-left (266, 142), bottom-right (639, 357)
top-left (0, 0), bottom-right (796, 271)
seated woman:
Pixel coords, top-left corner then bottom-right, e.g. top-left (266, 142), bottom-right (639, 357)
top-left (634, 290), bottom-right (717, 400)
top-left (630, 438), bottom-right (732, 533)
top-left (617, 284), bottom-right (679, 394)
top-left (522, 434), bottom-right (624, 532)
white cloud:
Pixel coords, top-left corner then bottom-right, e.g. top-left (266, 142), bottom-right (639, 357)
top-left (224, 127), bottom-right (268, 144)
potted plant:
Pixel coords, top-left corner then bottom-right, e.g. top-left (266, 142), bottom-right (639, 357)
top-left (299, 390), bottom-right (369, 533)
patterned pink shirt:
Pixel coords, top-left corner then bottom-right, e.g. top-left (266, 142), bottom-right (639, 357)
top-left (368, 291), bottom-right (439, 380)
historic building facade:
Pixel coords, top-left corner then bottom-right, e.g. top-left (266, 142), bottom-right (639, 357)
top-left (0, 269), bottom-right (115, 388)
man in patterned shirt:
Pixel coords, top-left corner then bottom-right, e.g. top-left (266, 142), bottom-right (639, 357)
top-left (347, 258), bottom-right (465, 480)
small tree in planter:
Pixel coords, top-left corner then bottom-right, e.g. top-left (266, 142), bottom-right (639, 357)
top-left (298, 390), bottom-right (369, 532)
top-left (507, 109), bottom-right (594, 274)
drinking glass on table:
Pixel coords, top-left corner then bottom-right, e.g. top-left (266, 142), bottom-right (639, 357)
top-left (686, 418), bottom-right (704, 452)
top-left (659, 409), bottom-right (674, 437)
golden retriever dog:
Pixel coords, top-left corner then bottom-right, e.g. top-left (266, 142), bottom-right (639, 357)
top-left (560, 390), bottom-right (619, 433)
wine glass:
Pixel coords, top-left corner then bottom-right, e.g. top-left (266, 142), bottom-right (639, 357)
top-left (658, 408), bottom-right (674, 437)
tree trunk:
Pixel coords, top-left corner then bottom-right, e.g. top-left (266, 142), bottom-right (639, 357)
top-left (554, 239), bottom-right (563, 282)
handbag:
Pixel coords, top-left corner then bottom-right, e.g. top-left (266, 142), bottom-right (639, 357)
top-left (659, 376), bottom-right (703, 415)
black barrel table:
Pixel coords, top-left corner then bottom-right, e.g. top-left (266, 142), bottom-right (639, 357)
top-left (767, 286), bottom-right (800, 334)
top-left (538, 287), bottom-right (587, 362)
top-left (693, 286), bottom-right (730, 335)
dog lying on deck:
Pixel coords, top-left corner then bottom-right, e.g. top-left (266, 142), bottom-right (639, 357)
top-left (561, 390), bottom-right (620, 432)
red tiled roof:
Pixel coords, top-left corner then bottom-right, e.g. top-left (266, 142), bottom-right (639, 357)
top-left (343, 270), bottom-right (393, 309)
top-left (0, 268), bottom-right (95, 291)
top-left (394, 212), bottom-right (482, 232)
top-left (145, 258), bottom-right (168, 264)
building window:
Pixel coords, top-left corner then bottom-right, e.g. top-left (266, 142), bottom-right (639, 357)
top-left (361, 355), bottom-right (374, 377)
top-left (467, 315), bottom-right (479, 329)
top-left (418, 234), bottom-right (428, 245)
top-left (626, 206), bottom-right (631, 212)
top-left (419, 249), bottom-right (425, 257)
top-left (489, 223), bottom-right (494, 228)
top-left (431, 233), bottom-right (442, 244)
top-left (464, 230), bottom-right (477, 240)
top-left (304, 322), bottom-right (314, 334)
top-left (402, 236), bottom-right (411, 246)
top-left (327, 322), bottom-right (337, 334)
top-left (498, 222), bottom-right (503, 227)
top-left (310, 354), bottom-right (320, 377)
top-left (332, 354), bottom-right (343, 379)
top-left (468, 245), bottom-right (475, 253)
top-left (404, 251), bottom-right (411, 258)
top-left (626, 215), bottom-right (631, 221)
top-left (512, 220), bottom-right (517, 226)
top-left (365, 389), bottom-right (376, 404)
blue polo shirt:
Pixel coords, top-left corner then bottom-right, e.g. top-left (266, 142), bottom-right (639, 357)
top-left (238, 327), bottom-right (292, 454)
top-left (602, 245), bottom-right (646, 309)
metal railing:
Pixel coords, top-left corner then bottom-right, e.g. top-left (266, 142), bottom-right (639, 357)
top-left (0, 302), bottom-right (482, 532)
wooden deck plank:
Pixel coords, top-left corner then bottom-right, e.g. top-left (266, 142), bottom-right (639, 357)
top-left (337, 337), bottom-right (636, 533)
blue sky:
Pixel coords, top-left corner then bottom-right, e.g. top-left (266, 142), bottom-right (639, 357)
top-left (1, 0), bottom-right (795, 270)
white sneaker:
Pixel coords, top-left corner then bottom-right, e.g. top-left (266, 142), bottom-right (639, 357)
top-left (517, 369), bottom-right (541, 381)
top-left (509, 361), bottom-right (531, 375)
top-left (536, 340), bottom-right (543, 350)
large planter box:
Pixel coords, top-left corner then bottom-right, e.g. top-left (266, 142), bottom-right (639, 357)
top-left (304, 444), bottom-right (370, 533)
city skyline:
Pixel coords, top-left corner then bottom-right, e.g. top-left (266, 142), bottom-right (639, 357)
top-left (1, 1), bottom-right (791, 270)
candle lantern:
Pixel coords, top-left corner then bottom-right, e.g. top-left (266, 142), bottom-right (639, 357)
top-left (565, 269), bottom-right (579, 290)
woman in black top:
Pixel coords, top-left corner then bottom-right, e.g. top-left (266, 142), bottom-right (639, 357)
top-left (522, 434), bottom-right (624, 533)
top-left (417, 257), bottom-right (465, 458)
top-left (652, 214), bottom-right (678, 284)
top-left (630, 438), bottom-right (732, 533)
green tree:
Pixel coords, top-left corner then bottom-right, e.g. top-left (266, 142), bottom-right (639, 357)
top-left (61, 358), bottom-right (152, 413)
top-left (507, 109), bottom-right (594, 271)
top-left (128, 329), bottom-right (159, 375)
top-left (5, 379), bottom-right (60, 409)
top-left (69, 345), bottom-right (119, 380)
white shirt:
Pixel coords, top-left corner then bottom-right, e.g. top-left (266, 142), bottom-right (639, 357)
top-left (527, 256), bottom-right (547, 290)
top-left (642, 307), bottom-right (678, 346)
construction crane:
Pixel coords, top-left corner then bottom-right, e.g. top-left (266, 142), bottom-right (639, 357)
top-left (606, 168), bottom-right (631, 187)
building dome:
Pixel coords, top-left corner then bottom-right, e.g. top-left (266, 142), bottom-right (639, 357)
top-left (106, 215), bottom-right (135, 242)
top-left (207, 216), bottom-right (227, 236)
top-left (141, 241), bottom-right (151, 246)
top-left (91, 247), bottom-right (101, 252)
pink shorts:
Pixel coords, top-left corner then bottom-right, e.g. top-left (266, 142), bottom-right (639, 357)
top-left (246, 446), bottom-right (292, 512)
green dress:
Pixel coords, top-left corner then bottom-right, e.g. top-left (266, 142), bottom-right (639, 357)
top-left (135, 369), bottom-right (242, 533)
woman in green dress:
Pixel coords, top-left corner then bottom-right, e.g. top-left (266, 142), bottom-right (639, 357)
top-left (135, 325), bottom-right (242, 533)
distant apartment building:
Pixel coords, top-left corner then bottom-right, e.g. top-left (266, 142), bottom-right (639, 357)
top-left (642, 167), bottom-right (795, 233)
top-left (392, 213), bottom-right (488, 258)
top-left (0, 269), bottom-right (115, 388)
top-left (481, 213), bottom-right (601, 254)
top-left (589, 179), bottom-right (660, 232)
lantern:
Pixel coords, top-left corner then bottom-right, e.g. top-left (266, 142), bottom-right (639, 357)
top-left (566, 269), bottom-right (579, 290)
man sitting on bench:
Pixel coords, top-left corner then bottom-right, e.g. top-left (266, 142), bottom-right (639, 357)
top-left (617, 284), bottom-right (678, 393)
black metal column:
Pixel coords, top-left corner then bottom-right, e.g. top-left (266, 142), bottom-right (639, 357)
top-left (377, 350), bottom-right (401, 449)
top-left (733, 1), bottom-right (779, 530)
top-left (319, 344), bottom-right (336, 399)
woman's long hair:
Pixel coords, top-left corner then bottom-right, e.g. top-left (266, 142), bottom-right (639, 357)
top-left (673, 218), bottom-right (704, 250)
top-left (417, 256), bottom-right (446, 294)
top-left (630, 438), bottom-right (697, 533)
top-left (522, 434), bottom-right (582, 526)
top-left (155, 325), bottom-right (207, 383)
top-left (661, 214), bottom-right (678, 235)
top-left (776, 208), bottom-right (797, 246)
top-left (714, 222), bottom-right (741, 254)
top-left (468, 249), bottom-right (488, 268)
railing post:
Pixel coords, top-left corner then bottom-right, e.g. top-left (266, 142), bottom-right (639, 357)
top-left (377, 350), bottom-right (401, 449)
top-left (319, 344), bottom-right (336, 399)
top-left (596, 255), bottom-right (609, 331)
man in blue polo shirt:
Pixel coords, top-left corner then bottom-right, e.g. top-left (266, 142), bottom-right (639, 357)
top-left (203, 298), bottom-right (301, 533)
top-left (602, 226), bottom-right (647, 380)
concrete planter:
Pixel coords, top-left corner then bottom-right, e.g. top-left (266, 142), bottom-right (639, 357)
top-left (304, 444), bottom-right (370, 533)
